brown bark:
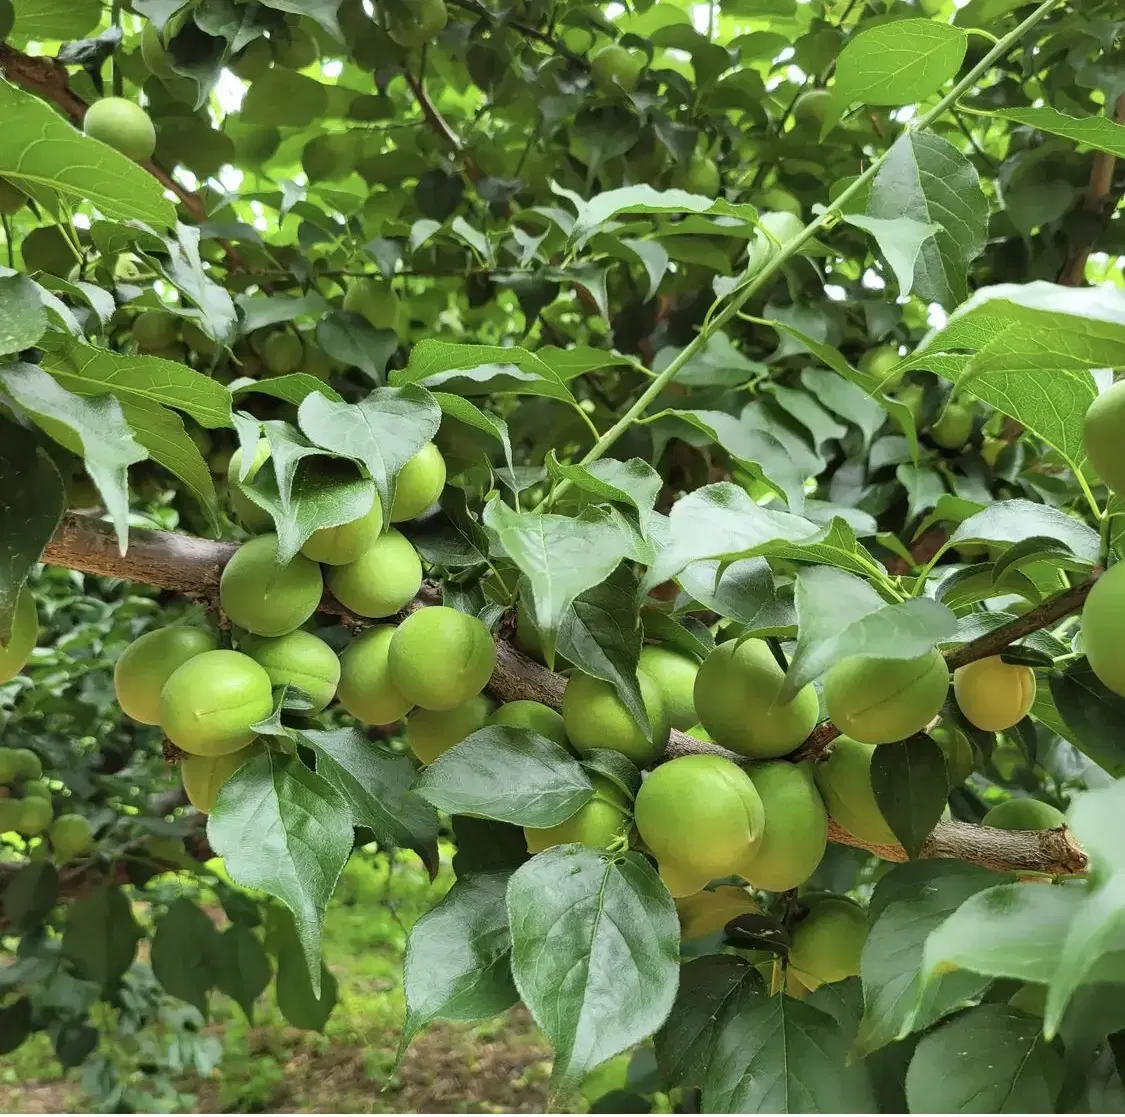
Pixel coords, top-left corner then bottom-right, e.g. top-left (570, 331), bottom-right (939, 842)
top-left (36, 513), bottom-right (1094, 877)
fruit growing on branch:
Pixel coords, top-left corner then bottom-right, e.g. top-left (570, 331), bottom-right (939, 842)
top-left (388, 606), bottom-right (495, 710)
top-left (82, 97), bottom-right (157, 161)
top-left (787, 896), bottom-right (868, 990)
top-left (824, 651), bottom-right (949, 744)
top-left (562, 670), bottom-right (670, 765)
top-left (113, 625), bottom-right (219, 725)
top-left (954, 656), bottom-right (1036, 732)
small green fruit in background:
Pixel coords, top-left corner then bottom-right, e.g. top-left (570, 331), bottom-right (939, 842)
top-left (487, 700), bottom-right (569, 749)
top-left (390, 443), bottom-right (447, 521)
top-left (675, 885), bottom-right (759, 942)
top-left (792, 88), bottom-right (830, 128)
top-left (813, 735), bottom-right (897, 845)
top-left (141, 21), bottom-right (177, 81)
top-left (22, 779), bottom-right (51, 800)
top-left (273, 23), bottom-right (319, 69)
top-left (931, 401), bottom-right (973, 450)
top-left (693, 638), bottom-right (818, 758)
top-left (892, 383), bottom-right (926, 431)
top-left (11, 748), bottom-right (42, 781)
top-left (674, 154), bottom-right (720, 197)
top-left (638, 645), bottom-right (699, 731)
top-left (227, 437), bottom-right (274, 532)
top-left (18, 797), bottom-right (54, 836)
top-left (114, 625), bottom-right (219, 725)
top-left (982, 799), bottom-right (1066, 831)
top-left (931, 724), bottom-right (974, 786)
top-left (407, 694), bottom-right (496, 765)
top-left (742, 761), bottom-right (828, 893)
top-left (954, 656), bottom-right (1036, 732)
top-left (0, 798), bottom-right (23, 831)
top-left (1081, 562), bottom-right (1125, 696)
top-left (259, 330), bottom-right (304, 375)
top-left (685, 724), bottom-right (713, 742)
top-left (859, 344), bottom-right (902, 390)
top-left (524, 775), bottom-right (631, 854)
top-left (83, 98), bottom-right (157, 161)
top-left (0, 587), bottom-right (38, 685)
top-left (49, 814), bottom-right (93, 859)
top-left (386, 0), bottom-right (448, 48)
top-left (634, 754), bottom-right (765, 898)
top-left (1084, 381), bottom-right (1125, 497)
top-left (389, 607), bottom-right (496, 711)
top-left (300, 497), bottom-right (383, 565)
top-left (562, 671), bottom-right (669, 765)
top-left (230, 37), bottom-right (272, 81)
top-left (824, 650), bottom-right (948, 744)
top-left (757, 209), bottom-right (805, 247)
top-left (788, 896), bottom-right (867, 989)
top-left (220, 534), bottom-right (324, 638)
top-left (343, 277), bottom-right (401, 329)
top-left (181, 744), bottom-right (261, 813)
top-left (337, 626), bottom-right (413, 724)
top-left (325, 528), bottom-right (422, 618)
top-left (0, 177), bottom-right (27, 215)
top-left (590, 44), bottom-right (645, 94)
top-left (0, 749), bottom-right (21, 785)
top-left (242, 630), bottom-right (340, 714)
top-left (132, 310), bottom-right (178, 352)
top-left (160, 649), bottom-right (273, 756)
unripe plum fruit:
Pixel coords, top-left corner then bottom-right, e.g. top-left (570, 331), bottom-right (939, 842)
top-left (638, 645), bottom-right (699, 731)
top-left (0, 587), bottom-right (38, 684)
top-left (387, 0), bottom-right (448, 48)
top-left (488, 700), bottom-right (569, 749)
top-left (982, 798), bottom-right (1065, 830)
top-left (160, 649), bottom-right (273, 756)
top-left (693, 638), bottom-right (818, 758)
top-left (343, 277), bottom-right (401, 329)
top-left (11, 748), bottom-right (41, 780)
top-left (407, 693), bottom-right (496, 765)
top-left (390, 443), bottom-right (447, 522)
top-left (389, 606), bottom-right (496, 711)
top-left (220, 534), bottom-right (323, 638)
top-left (931, 724), bottom-right (974, 786)
top-left (23, 779), bottom-right (51, 800)
top-left (49, 813), bottom-right (93, 859)
top-left (742, 761), bottom-right (828, 893)
top-left (1083, 380), bottom-right (1125, 497)
top-left (114, 625), bottom-right (219, 725)
top-left (792, 88), bottom-right (830, 127)
top-left (18, 797), bottom-right (53, 836)
top-left (83, 98), bottom-right (157, 161)
top-left (858, 344), bottom-right (902, 389)
top-left (675, 885), bottom-right (759, 942)
top-left (181, 743), bottom-right (261, 813)
top-left (325, 528), bottom-right (422, 618)
top-left (892, 384), bottom-right (926, 431)
top-left (674, 155), bottom-right (720, 197)
top-left (524, 775), bottom-right (631, 854)
top-left (757, 209), bottom-right (805, 248)
top-left (1080, 562), bottom-right (1125, 696)
top-left (227, 438), bottom-right (274, 532)
top-left (953, 656), bottom-right (1036, 732)
top-left (813, 735), bottom-right (897, 845)
top-left (0, 799), bottom-right (23, 832)
top-left (634, 754), bottom-right (765, 898)
top-left (931, 401), bottom-right (973, 450)
top-left (133, 310), bottom-right (179, 352)
top-left (300, 496), bottom-right (383, 565)
top-left (337, 626), bottom-right (413, 724)
top-left (273, 24), bottom-right (319, 69)
top-left (563, 670), bottom-right (669, 765)
top-left (242, 630), bottom-right (340, 714)
top-left (590, 44), bottom-right (645, 94)
top-left (259, 330), bottom-right (303, 375)
top-left (230, 37), bottom-right (272, 81)
top-left (823, 649), bottom-right (948, 744)
top-left (788, 896), bottom-right (867, 989)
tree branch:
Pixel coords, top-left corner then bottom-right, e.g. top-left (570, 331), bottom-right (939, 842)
top-left (443, 0), bottom-right (589, 68)
top-left (37, 514), bottom-right (1095, 877)
top-left (403, 71), bottom-right (480, 183)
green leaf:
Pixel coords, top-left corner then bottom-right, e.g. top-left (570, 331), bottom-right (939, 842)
top-left (431, 392), bottom-right (515, 478)
top-left (546, 455), bottom-right (662, 535)
top-left (232, 373), bottom-right (343, 407)
top-left (401, 873), bottom-right (518, 1051)
top-left (905, 1005), bottom-right (1059, 1113)
top-left (991, 107), bottom-right (1125, 158)
top-left (506, 846), bottom-right (680, 1097)
top-left (841, 214), bottom-right (940, 298)
top-left (0, 276), bottom-right (47, 357)
top-left (208, 751), bottom-right (353, 998)
top-left (297, 386), bottom-right (441, 522)
top-left (242, 70), bottom-right (329, 129)
top-left (824, 21), bottom-right (966, 127)
top-left (1048, 662), bottom-right (1125, 777)
top-left (656, 955), bottom-right (875, 1112)
top-left (238, 293), bottom-right (331, 335)
top-left (483, 498), bottom-right (637, 668)
top-left (151, 898), bottom-right (222, 1014)
top-left (676, 556), bottom-right (796, 634)
top-left (0, 997), bottom-right (31, 1057)
top-left (0, 362), bottom-right (148, 554)
top-left (857, 861), bottom-right (1001, 1054)
top-left (0, 81), bottom-right (175, 227)
top-left (144, 225), bottom-right (238, 343)
top-left (61, 886), bottom-right (142, 990)
top-left (866, 131), bottom-right (988, 308)
top-left (259, 0), bottom-right (343, 38)
top-left (13, 0), bottom-right (101, 38)
top-left (871, 736), bottom-right (949, 859)
top-left (2, 862), bottom-right (58, 935)
top-left (266, 906), bottom-right (339, 1032)
top-left (214, 924), bottom-right (272, 1022)
top-left (781, 566), bottom-right (956, 702)
top-left (0, 422), bottom-right (64, 638)
top-left (413, 726), bottom-right (593, 827)
top-left (298, 727), bottom-right (440, 877)
top-left (316, 312), bottom-right (398, 384)
top-left (947, 500), bottom-right (1100, 566)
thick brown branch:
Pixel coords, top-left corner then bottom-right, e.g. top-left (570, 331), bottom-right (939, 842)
top-left (36, 514), bottom-right (1096, 877)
